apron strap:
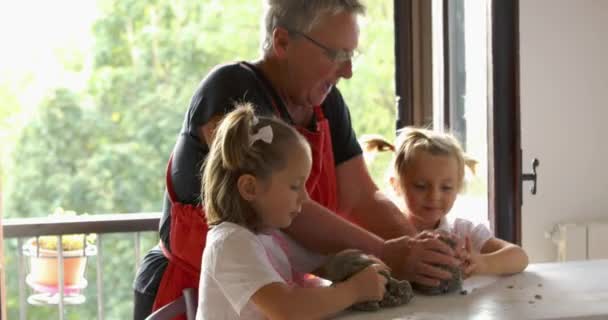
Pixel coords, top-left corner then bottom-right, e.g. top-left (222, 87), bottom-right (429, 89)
top-left (313, 105), bottom-right (324, 121)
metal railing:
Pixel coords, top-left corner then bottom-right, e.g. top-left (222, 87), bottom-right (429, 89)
top-left (3, 213), bottom-right (161, 320)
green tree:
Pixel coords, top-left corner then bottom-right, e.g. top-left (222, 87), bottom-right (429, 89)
top-left (5, 1), bottom-right (262, 318)
top-left (339, 1), bottom-right (396, 186)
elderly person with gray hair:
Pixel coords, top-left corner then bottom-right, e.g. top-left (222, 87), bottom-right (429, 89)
top-left (133, 1), bottom-right (460, 318)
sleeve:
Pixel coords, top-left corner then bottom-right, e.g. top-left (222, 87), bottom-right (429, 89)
top-left (322, 87), bottom-right (363, 166)
top-left (452, 218), bottom-right (493, 253)
top-left (186, 63), bottom-right (274, 137)
top-left (210, 229), bottom-right (285, 315)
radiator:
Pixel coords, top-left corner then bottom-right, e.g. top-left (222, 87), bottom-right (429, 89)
top-left (546, 221), bottom-right (608, 261)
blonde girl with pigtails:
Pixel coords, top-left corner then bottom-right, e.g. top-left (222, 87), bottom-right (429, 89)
top-left (361, 127), bottom-right (528, 279)
top-left (197, 103), bottom-right (388, 320)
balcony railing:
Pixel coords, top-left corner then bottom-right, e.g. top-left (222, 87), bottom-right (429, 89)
top-left (3, 213), bottom-right (161, 320)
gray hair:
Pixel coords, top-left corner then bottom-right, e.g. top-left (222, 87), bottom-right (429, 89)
top-left (261, 0), bottom-right (366, 55)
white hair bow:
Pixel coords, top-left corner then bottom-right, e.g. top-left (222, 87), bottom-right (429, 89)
top-left (249, 125), bottom-right (274, 146)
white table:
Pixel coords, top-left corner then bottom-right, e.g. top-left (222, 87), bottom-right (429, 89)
top-left (335, 259), bottom-right (608, 320)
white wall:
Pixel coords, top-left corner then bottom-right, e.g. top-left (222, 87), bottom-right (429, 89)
top-left (520, 0), bottom-right (608, 262)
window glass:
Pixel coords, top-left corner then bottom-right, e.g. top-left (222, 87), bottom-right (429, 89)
top-left (434, 0), bottom-right (490, 226)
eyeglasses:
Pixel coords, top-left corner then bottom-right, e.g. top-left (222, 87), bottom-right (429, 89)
top-left (289, 30), bottom-right (358, 64)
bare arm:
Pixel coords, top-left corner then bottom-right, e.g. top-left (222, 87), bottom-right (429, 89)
top-left (335, 155), bottom-right (416, 238)
top-left (287, 155), bottom-right (458, 285)
top-left (204, 121), bottom-right (457, 284)
top-left (202, 118), bottom-right (387, 258)
top-left (285, 200), bottom-right (385, 256)
top-left (251, 264), bottom-right (387, 320)
top-left (472, 238), bottom-right (529, 275)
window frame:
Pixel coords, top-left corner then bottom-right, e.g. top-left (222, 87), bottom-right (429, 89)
top-left (488, 0), bottom-right (521, 244)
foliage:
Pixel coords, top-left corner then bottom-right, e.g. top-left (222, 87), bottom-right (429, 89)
top-left (1, 0), bottom-right (394, 318)
top-left (340, 0), bottom-right (396, 184)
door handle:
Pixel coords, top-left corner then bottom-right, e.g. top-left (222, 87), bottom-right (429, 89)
top-left (522, 158), bottom-right (540, 195)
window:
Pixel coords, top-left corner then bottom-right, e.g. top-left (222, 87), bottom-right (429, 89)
top-left (340, 1), bottom-right (395, 186)
top-left (435, 0), bottom-right (491, 226)
top-left (397, 0), bottom-right (521, 240)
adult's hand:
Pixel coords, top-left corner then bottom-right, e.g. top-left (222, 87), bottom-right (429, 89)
top-left (380, 231), bottom-right (461, 286)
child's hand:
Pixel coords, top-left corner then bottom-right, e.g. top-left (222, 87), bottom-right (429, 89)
top-left (346, 264), bottom-right (388, 303)
top-left (452, 234), bottom-right (467, 262)
top-left (461, 236), bottom-right (485, 278)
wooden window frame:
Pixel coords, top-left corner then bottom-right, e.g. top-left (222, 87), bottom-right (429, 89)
top-left (488, 0), bottom-right (521, 244)
top-left (394, 0), bottom-right (433, 130)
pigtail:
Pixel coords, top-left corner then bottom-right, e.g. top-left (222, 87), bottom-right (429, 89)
top-left (358, 134), bottom-right (395, 164)
top-left (463, 154), bottom-right (478, 175)
top-left (202, 101), bottom-right (305, 229)
top-left (202, 103), bottom-right (257, 226)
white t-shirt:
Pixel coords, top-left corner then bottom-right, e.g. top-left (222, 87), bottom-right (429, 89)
top-left (196, 222), bottom-right (326, 320)
top-left (436, 216), bottom-right (493, 252)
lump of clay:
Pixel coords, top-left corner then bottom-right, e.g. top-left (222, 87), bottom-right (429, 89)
top-left (411, 232), bottom-right (463, 295)
top-left (322, 249), bottom-right (414, 311)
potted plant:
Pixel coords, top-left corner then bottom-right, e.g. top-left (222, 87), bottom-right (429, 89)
top-left (23, 209), bottom-right (97, 288)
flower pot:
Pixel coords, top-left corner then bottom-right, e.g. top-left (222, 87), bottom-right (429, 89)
top-left (23, 239), bottom-right (96, 287)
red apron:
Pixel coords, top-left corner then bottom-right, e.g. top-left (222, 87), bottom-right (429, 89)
top-left (296, 105), bottom-right (339, 213)
top-left (151, 156), bottom-right (207, 316)
top-left (152, 105), bottom-right (339, 319)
